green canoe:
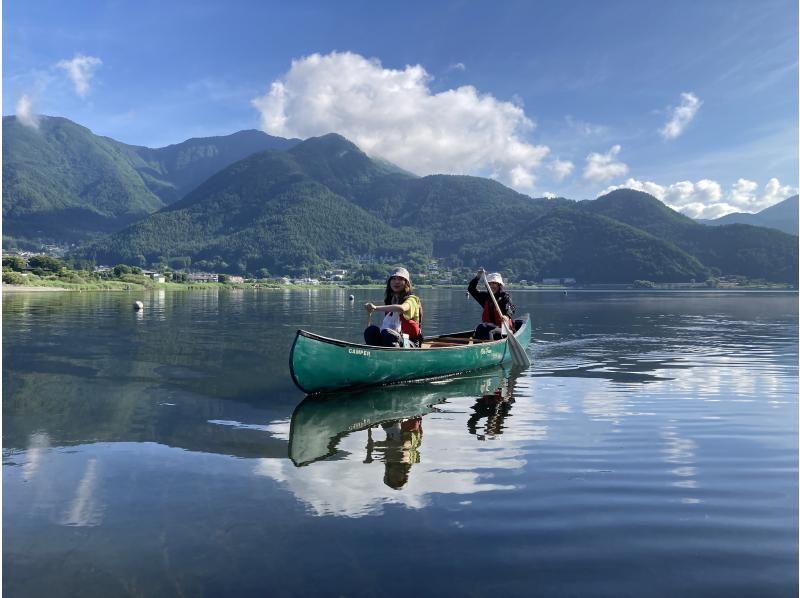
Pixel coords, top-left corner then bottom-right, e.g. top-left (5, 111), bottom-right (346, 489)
top-left (290, 314), bottom-right (531, 393)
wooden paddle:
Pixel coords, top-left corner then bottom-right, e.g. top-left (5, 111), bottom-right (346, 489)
top-left (482, 272), bottom-right (531, 368)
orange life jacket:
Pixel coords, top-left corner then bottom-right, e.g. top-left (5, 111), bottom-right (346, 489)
top-left (481, 301), bottom-right (503, 326)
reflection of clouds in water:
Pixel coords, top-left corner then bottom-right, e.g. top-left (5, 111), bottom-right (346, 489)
top-left (61, 458), bottom-right (104, 527)
top-left (254, 452), bottom-right (516, 518)
top-left (582, 390), bottom-right (628, 422)
top-left (209, 419), bottom-right (291, 441)
top-left (661, 427), bottom-right (700, 503)
top-left (22, 432), bottom-right (51, 482)
top-left (255, 400), bottom-right (538, 518)
top-left (668, 356), bottom-right (787, 402)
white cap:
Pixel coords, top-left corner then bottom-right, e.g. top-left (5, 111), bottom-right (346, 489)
top-left (486, 272), bottom-right (504, 287)
top-left (389, 267), bottom-right (411, 284)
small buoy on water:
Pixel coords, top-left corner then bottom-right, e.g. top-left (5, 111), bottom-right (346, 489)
top-left (349, 295), bottom-right (355, 301)
top-left (133, 301), bottom-right (144, 311)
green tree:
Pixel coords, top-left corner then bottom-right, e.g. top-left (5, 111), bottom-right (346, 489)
top-left (2, 256), bottom-right (26, 271)
top-left (28, 255), bottom-right (64, 273)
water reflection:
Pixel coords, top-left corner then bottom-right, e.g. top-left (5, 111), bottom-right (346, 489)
top-left (3, 290), bottom-right (797, 596)
top-left (466, 376), bottom-right (516, 440)
top-left (290, 367), bottom-right (522, 467)
top-left (365, 417), bottom-right (423, 490)
top-left (274, 368), bottom-right (528, 513)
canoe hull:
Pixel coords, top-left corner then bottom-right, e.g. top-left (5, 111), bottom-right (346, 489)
top-left (290, 315), bottom-right (531, 393)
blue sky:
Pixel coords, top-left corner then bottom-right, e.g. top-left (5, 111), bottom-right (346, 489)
top-left (4, 0), bottom-right (798, 217)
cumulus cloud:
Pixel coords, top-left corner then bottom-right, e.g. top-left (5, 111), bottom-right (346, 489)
top-left (548, 159), bottom-right (574, 181)
top-left (448, 62), bottom-right (466, 72)
top-left (15, 94), bottom-right (40, 128)
top-left (583, 145), bottom-right (628, 182)
top-left (57, 54), bottom-right (102, 97)
top-left (659, 92), bottom-right (701, 140)
top-left (600, 177), bottom-right (796, 219)
top-left (251, 51), bottom-right (550, 191)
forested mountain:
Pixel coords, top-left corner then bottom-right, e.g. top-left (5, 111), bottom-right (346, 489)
top-left (2, 116), bottom-right (297, 245)
top-left (82, 143), bottom-right (430, 273)
top-left (579, 189), bottom-right (798, 282)
top-left (114, 128), bottom-right (299, 203)
top-left (3, 116), bottom-right (165, 243)
top-left (5, 115), bottom-right (796, 283)
top-left (464, 207), bottom-right (710, 283)
top-left (82, 134), bottom-right (797, 283)
top-left (696, 195), bottom-right (798, 236)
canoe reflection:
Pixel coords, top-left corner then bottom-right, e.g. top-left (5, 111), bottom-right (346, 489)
top-left (289, 367), bottom-right (523, 490)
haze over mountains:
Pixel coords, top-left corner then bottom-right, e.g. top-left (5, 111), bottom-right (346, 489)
top-left (3, 115), bottom-right (797, 284)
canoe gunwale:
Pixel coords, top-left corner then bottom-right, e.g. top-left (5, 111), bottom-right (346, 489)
top-left (294, 313), bottom-right (529, 352)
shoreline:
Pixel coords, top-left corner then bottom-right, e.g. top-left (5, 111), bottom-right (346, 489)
top-left (2, 285), bottom-right (70, 292)
top-left (2, 283), bottom-right (795, 294)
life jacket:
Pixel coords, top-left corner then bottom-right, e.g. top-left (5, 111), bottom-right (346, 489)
top-left (481, 294), bottom-right (515, 330)
top-left (481, 299), bottom-right (504, 326)
top-left (400, 296), bottom-right (423, 339)
top-left (385, 295), bottom-right (422, 340)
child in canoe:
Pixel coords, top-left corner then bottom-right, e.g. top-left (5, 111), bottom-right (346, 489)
top-left (364, 267), bottom-right (423, 347)
top-left (468, 268), bottom-right (516, 340)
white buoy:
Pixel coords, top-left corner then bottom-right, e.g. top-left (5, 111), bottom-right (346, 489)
top-left (349, 295), bottom-right (355, 301)
top-left (133, 301), bottom-right (144, 311)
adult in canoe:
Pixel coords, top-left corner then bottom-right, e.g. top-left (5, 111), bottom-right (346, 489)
top-left (363, 267), bottom-right (423, 347)
top-left (468, 269), bottom-right (516, 340)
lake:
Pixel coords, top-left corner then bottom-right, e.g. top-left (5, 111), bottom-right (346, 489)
top-left (3, 288), bottom-right (798, 597)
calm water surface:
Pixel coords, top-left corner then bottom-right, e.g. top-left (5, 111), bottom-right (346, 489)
top-left (3, 289), bottom-right (797, 597)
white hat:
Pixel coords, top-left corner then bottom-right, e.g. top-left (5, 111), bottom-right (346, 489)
top-left (389, 267), bottom-right (411, 284)
top-left (486, 272), bottom-right (504, 287)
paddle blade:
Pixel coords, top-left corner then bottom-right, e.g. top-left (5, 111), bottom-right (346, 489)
top-left (504, 324), bottom-right (531, 368)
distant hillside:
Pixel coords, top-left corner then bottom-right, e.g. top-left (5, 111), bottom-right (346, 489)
top-left (3, 116), bottom-right (165, 244)
top-left (6, 116), bottom-right (796, 283)
top-left (82, 141), bottom-right (430, 273)
top-left (114, 129), bottom-right (299, 203)
top-left (2, 115), bottom-right (297, 245)
top-left (464, 207), bottom-right (710, 283)
top-left (696, 195), bottom-right (798, 235)
top-left (579, 189), bottom-right (798, 283)
top-left (81, 134), bottom-right (796, 283)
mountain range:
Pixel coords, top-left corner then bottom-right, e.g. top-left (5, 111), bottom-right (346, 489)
top-left (3, 115), bottom-right (797, 284)
top-left (697, 196), bottom-right (798, 235)
top-left (2, 115), bottom-right (297, 244)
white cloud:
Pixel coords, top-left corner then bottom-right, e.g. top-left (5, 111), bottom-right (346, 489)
top-left (251, 51), bottom-right (550, 192)
top-left (448, 62), bottom-right (466, 72)
top-left (57, 54), bottom-right (102, 97)
top-left (583, 145), bottom-right (628, 182)
top-left (542, 192), bottom-right (558, 199)
top-left (659, 92), bottom-right (701, 140)
top-left (15, 94), bottom-right (40, 128)
top-left (600, 177), bottom-right (797, 219)
top-left (548, 159), bottom-right (574, 181)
